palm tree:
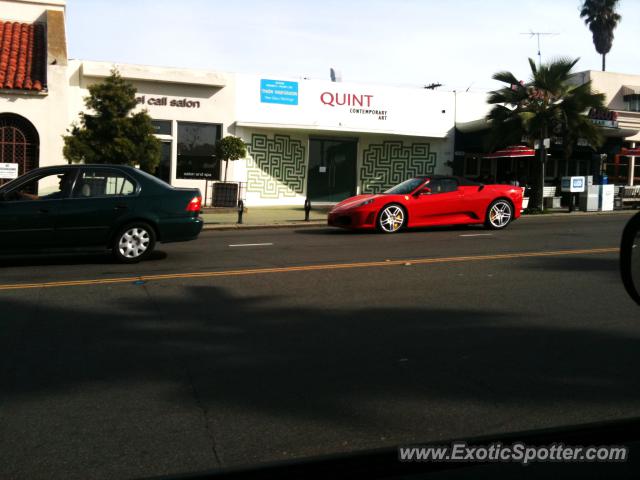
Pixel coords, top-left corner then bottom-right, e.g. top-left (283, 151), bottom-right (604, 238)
top-left (580, 0), bottom-right (621, 71)
top-left (487, 57), bottom-right (606, 211)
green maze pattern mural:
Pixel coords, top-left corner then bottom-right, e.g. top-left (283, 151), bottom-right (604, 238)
top-left (360, 141), bottom-right (437, 193)
top-left (247, 134), bottom-right (307, 198)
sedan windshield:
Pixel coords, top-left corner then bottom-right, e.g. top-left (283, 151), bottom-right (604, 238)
top-left (384, 177), bottom-right (426, 194)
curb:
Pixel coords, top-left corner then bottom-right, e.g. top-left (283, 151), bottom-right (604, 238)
top-left (200, 210), bottom-right (637, 231)
top-left (203, 221), bottom-right (327, 231)
top-left (519, 210), bottom-right (636, 219)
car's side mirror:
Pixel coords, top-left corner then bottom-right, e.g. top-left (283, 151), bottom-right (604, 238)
top-left (621, 211), bottom-right (640, 305)
top-left (478, 184), bottom-right (485, 192)
top-left (421, 187), bottom-right (431, 195)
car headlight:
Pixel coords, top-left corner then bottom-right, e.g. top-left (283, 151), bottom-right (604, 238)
top-left (357, 199), bottom-right (375, 207)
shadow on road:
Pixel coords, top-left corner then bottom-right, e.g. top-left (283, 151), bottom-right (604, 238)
top-left (2, 284), bottom-right (639, 416)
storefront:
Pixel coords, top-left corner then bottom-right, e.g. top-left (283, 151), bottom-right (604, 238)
top-left (233, 74), bottom-right (456, 206)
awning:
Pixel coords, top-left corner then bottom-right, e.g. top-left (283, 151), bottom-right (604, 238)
top-left (483, 145), bottom-right (535, 159)
top-left (621, 85), bottom-right (640, 97)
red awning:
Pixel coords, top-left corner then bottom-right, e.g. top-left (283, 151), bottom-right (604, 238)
top-left (483, 145), bottom-right (535, 159)
top-left (621, 148), bottom-right (640, 156)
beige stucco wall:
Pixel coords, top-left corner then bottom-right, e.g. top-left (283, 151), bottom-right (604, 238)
top-left (572, 70), bottom-right (640, 142)
top-left (0, 68), bottom-right (70, 169)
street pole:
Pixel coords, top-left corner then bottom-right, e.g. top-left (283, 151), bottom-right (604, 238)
top-left (539, 133), bottom-right (545, 211)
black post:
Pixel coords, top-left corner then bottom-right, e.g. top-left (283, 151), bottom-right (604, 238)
top-left (304, 198), bottom-right (311, 222)
top-left (237, 199), bottom-right (244, 224)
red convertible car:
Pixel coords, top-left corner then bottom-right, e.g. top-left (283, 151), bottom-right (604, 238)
top-left (328, 176), bottom-right (523, 233)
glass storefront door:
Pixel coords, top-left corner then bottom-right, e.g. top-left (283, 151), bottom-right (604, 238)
top-left (307, 138), bottom-right (357, 203)
top-left (154, 141), bottom-right (172, 184)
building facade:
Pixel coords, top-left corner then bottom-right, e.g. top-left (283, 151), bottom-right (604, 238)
top-left (3, 0), bottom-right (639, 207)
top-left (0, 0), bottom-right (463, 207)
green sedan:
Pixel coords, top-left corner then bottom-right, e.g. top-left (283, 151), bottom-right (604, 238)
top-left (0, 164), bottom-right (204, 262)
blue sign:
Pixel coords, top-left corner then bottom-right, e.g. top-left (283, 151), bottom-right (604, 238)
top-left (572, 178), bottom-right (584, 189)
top-left (260, 79), bottom-right (298, 105)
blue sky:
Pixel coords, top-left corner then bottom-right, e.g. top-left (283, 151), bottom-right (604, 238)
top-left (66, 0), bottom-right (639, 91)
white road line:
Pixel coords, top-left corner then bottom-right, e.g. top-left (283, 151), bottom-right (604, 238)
top-left (459, 233), bottom-right (493, 237)
top-left (229, 243), bottom-right (274, 247)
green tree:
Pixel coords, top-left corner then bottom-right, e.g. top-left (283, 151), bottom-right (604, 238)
top-left (215, 135), bottom-right (247, 182)
top-left (487, 57), bottom-right (606, 211)
top-left (63, 69), bottom-right (161, 172)
top-left (580, 0), bottom-right (621, 72)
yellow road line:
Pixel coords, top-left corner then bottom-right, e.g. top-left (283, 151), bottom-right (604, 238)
top-left (0, 247), bottom-right (618, 291)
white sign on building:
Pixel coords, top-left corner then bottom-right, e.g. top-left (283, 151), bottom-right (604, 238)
top-left (0, 163), bottom-right (19, 179)
top-left (236, 74), bottom-right (455, 138)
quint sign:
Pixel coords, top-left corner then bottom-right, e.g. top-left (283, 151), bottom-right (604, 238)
top-left (319, 91), bottom-right (387, 120)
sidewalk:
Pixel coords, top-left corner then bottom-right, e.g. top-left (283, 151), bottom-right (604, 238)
top-left (201, 206), bottom-right (636, 230)
top-left (201, 206), bottom-right (329, 230)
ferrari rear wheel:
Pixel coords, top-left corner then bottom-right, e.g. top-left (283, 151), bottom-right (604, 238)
top-left (378, 204), bottom-right (406, 233)
top-left (485, 199), bottom-right (513, 230)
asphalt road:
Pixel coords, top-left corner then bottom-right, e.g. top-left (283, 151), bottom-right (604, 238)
top-left (1, 212), bottom-right (639, 479)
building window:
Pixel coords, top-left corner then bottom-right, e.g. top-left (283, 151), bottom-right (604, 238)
top-left (151, 120), bottom-right (172, 136)
top-left (176, 122), bottom-right (221, 180)
top-left (624, 95), bottom-right (640, 112)
top-left (0, 113), bottom-right (39, 186)
top-left (464, 156), bottom-right (479, 177)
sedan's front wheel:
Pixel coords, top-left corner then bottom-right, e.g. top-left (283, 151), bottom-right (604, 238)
top-left (377, 204), bottom-right (406, 233)
top-left (113, 222), bottom-right (156, 263)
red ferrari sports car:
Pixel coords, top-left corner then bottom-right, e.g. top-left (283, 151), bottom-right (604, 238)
top-left (328, 176), bottom-right (523, 233)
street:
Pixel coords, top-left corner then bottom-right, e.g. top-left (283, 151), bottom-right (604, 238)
top-left (1, 212), bottom-right (639, 479)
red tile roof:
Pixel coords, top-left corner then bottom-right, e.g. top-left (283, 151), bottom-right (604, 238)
top-left (0, 21), bottom-right (46, 92)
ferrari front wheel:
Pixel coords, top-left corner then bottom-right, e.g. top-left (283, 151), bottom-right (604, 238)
top-left (377, 204), bottom-right (406, 233)
top-left (485, 199), bottom-right (513, 230)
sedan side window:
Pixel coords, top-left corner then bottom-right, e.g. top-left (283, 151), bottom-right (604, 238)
top-left (73, 169), bottom-right (136, 198)
top-left (4, 170), bottom-right (75, 201)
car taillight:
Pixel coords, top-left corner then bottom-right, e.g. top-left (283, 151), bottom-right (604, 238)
top-left (186, 196), bottom-right (202, 212)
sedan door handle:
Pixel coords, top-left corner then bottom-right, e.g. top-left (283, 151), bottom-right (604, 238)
top-left (38, 208), bottom-right (49, 214)
top-left (114, 204), bottom-right (128, 211)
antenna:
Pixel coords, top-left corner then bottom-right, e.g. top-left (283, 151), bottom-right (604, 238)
top-left (520, 30), bottom-right (558, 67)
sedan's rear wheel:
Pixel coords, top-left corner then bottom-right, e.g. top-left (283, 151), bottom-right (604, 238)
top-left (113, 222), bottom-right (156, 263)
top-left (485, 200), bottom-right (513, 230)
top-left (377, 204), bottom-right (406, 233)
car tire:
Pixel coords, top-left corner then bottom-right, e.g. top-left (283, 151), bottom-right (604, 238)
top-left (485, 199), bottom-right (513, 230)
top-left (112, 222), bottom-right (156, 263)
top-left (377, 204), bottom-right (406, 233)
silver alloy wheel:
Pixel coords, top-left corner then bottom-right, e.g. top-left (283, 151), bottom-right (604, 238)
top-left (379, 205), bottom-right (405, 233)
top-left (489, 201), bottom-right (512, 228)
top-left (118, 227), bottom-right (151, 259)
